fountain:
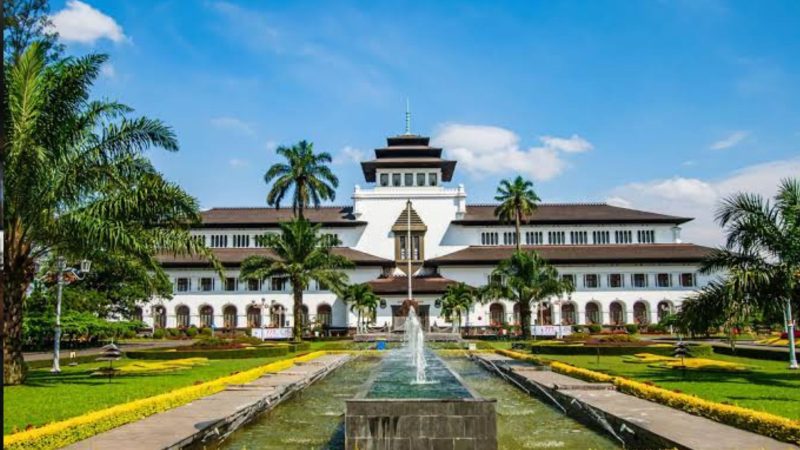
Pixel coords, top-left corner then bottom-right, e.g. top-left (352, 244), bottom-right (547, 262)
top-left (345, 306), bottom-right (497, 449)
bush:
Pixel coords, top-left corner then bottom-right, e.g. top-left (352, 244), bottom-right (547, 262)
top-left (152, 328), bottom-right (166, 339)
top-left (530, 343), bottom-right (713, 357)
top-left (587, 324), bottom-right (602, 333)
top-left (185, 326), bottom-right (198, 338)
top-left (166, 328), bottom-right (180, 338)
top-left (127, 345), bottom-right (291, 360)
top-left (563, 332), bottom-right (590, 342)
top-left (645, 323), bottom-right (666, 334)
top-left (625, 324), bottom-right (639, 334)
top-left (587, 334), bottom-right (639, 344)
top-left (571, 325), bottom-right (586, 333)
top-left (199, 327), bottom-right (212, 337)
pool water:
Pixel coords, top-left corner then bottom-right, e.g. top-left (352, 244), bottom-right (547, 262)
top-left (366, 348), bottom-right (472, 399)
top-left (217, 355), bottom-right (620, 449)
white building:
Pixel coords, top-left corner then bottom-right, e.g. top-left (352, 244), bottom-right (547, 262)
top-left (142, 132), bottom-right (714, 334)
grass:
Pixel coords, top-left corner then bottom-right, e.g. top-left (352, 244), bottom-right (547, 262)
top-left (543, 352), bottom-right (800, 420)
top-left (3, 354), bottom-right (292, 435)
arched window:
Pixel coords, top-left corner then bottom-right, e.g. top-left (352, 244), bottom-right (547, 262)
top-left (610, 301), bottom-right (625, 325)
top-left (246, 305), bottom-right (262, 328)
top-left (633, 301), bottom-right (648, 325)
top-left (223, 305), bottom-right (237, 329)
top-left (153, 305), bottom-right (166, 329)
top-left (561, 303), bottom-right (577, 325)
top-left (317, 304), bottom-right (332, 327)
top-left (489, 303), bottom-right (505, 326)
top-left (585, 302), bottom-right (601, 325)
top-left (537, 303), bottom-right (553, 325)
top-left (176, 305), bottom-right (190, 328)
top-left (657, 300), bottom-right (674, 322)
top-left (200, 305), bottom-right (214, 328)
top-left (270, 304), bottom-right (286, 328)
top-left (132, 306), bottom-right (143, 322)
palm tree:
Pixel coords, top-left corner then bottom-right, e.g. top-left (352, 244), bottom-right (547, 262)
top-left (340, 283), bottom-right (380, 334)
top-left (700, 178), bottom-right (800, 369)
top-left (264, 140), bottom-right (338, 220)
top-left (440, 282), bottom-right (475, 333)
top-left (240, 220), bottom-right (352, 341)
top-left (3, 44), bottom-right (209, 384)
top-left (484, 251), bottom-right (572, 340)
top-left (494, 176), bottom-right (541, 251)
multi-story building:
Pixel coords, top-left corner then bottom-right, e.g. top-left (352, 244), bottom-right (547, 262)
top-left (141, 132), bottom-right (715, 334)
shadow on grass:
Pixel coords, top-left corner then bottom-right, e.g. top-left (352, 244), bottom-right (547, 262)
top-left (22, 367), bottom-right (193, 388)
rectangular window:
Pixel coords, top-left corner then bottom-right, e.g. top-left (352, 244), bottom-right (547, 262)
top-left (481, 232), bottom-right (498, 246)
top-left (632, 273), bottom-right (648, 288)
top-left (247, 279), bottom-right (260, 291)
top-left (404, 173), bottom-right (414, 186)
top-left (193, 235), bottom-right (206, 246)
top-left (379, 173), bottom-right (389, 187)
top-left (570, 231), bottom-right (588, 244)
top-left (503, 232), bottom-right (517, 245)
top-left (608, 273), bottom-right (623, 288)
top-left (400, 235), bottom-right (407, 259)
top-left (561, 274), bottom-right (576, 288)
top-left (428, 173), bottom-right (438, 186)
top-left (614, 230), bottom-right (632, 244)
top-left (488, 274), bottom-right (504, 286)
top-left (232, 234), bottom-right (250, 248)
top-left (271, 277), bottom-right (288, 291)
top-left (592, 230), bottom-right (610, 244)
top-left (200, 277), bottom-right (214, 292)
top-left (584, 274), bottom-right (599, 289)
top-left (322, 233), bottom-right (339, 246)
top-left (680, 273), bottom-right (696, 287)
top-left (656, 273), bottom-right (671, 288)
top-left (417, 173), bottom-right (426, 186)
top-left (637, 229), bottom-right (656, 244)
top-left (412, 235), bottom-right (420, 259)
top-left (548, 231), bottom-right (566, 245)
top-left (176, 278), bottom-right (190, 292)
top-left (224, 277), bottom-right (237, 291)
top-left (392, 173), bottom-right (401, 186)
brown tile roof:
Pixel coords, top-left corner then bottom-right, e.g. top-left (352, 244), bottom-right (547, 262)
top-left (156, 247), bottom-right (393, 268)
top-left (198, 206), bottom-right (365, 228)
top-left (366, 275), bottom-right (461, 295)
top-left (455, 203), bottom-right (692, 225)
top-left (426, 244), bottom-right (716, 266)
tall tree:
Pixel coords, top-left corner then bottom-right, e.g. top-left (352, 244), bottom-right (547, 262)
top-left (3, 44), bottom-right (208, 384)
top-left (484, 251), bottom-right (572, 340)
top-left (440, 282), bottom-right (475, 333)
top-left (340, 283), bottom-right (379, 334)
top-left (240, 219), bottom-right (352, 341)
top-left (3, 0), bottom-right (63, 62)
top-left (494, 176), bottom-right (540, 251)
top-left (264, 140), bottom-right (338, 220)
top-left (699, 178), bottom-right (800, 369)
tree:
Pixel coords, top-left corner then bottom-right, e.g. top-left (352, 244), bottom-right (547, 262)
top-left (484, 251), bottom-right (572, 340)
top-left (340, 283), bottom-right (379, 334)
top-left (4, 0), bottom-right (63, 62)
top-left (699, 178), bottom-right (800, 368)
top-left (439, 282), bottom-right (475, 333)
top-left (264, 140), bottom-right (338, 220)
top-left (239, 219), bottom-right (352, 341)
top-left (3, 44), bottom-right (208, 384)
top-left (494, 176), bottom-right (540, 251)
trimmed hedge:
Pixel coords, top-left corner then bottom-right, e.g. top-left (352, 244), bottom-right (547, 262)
top-left (529, 343), bottom-right (713, 358)
top-left (497, 349), bottom-right (800, 445)
top-left (4, 352), bottom-right (328, 450)
top-left (712, 345), bottom-right (799, 362)
top-left (126, 341), bottom-right (311, 360)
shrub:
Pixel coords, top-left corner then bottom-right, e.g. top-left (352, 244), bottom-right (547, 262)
top-left (564, 332), bottom-right (590, 342)
top-left (4, 352), bottom-right (327, 450)
top-left (166, 328), bottom-right (180, 338)
top-left (127, 345), bottom-right (291, 360)
top-left (199, 327), bottom-right (212, 337)
top-left (185, 326), bottom-right (198, 338)
top-left (587, 324), bottom-right (602, 333)
top-left (152, 328), bottom-right (166, 339)
top-left (587, 334), bottom-right (639, 344)
top-left (625, 324), bottom-right (639, 334)
top-left (529, 343), bottom-right (713, 357)
top-left (571, 325), bottom-right (585, 333)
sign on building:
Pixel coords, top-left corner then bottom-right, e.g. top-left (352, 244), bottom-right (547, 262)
top-left (531, 325), bottom-right (573, 337)
top-left (252, 327), bottom-right (293, 340)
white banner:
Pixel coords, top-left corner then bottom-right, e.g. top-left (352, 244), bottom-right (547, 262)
top-left (251, 327), bottom-right (293, 340)
top-left (532, 325), bottom-right (573, 336)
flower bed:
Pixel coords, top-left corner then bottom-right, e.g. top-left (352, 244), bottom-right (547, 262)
top-left (4, 351), bottom-right (327, 450)
top-left (528, 343), bottom-right (712, 357)
top-left (496, 349), bottom-right (800, 445)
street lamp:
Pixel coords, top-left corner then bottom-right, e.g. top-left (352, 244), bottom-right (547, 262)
top-left (52, 256), bottom-right (91, 373)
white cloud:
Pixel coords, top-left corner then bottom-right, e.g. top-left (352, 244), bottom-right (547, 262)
top-left (606, 157), bottom-right (800, 245)
top-left (334, 146), bottom-right (365, 165)
top-left (432, 124), bottom-right (591, 181)
top-left (100, 63), bottom-right (115, 79)
top-left (710, 130), bottom-right (750, 150)
top-left (228, 158), bottom-right (248, 168)
top-left (51, 1), bottom-right (127, 44)
top-left (210, 117), bottom-right (255, 136)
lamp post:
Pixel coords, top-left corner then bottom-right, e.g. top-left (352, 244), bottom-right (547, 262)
top-left (52, 256), bottom-right (91, 373)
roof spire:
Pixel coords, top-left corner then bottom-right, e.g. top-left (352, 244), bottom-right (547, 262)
top-left (404, 98), bottom-right (411, 135)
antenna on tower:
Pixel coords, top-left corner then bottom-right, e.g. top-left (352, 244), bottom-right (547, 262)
top-left (404, 98), bottom-right (411, 135)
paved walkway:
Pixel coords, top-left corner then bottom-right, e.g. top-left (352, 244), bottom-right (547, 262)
top-left (65, 353), bottom-right (350, 450)
top-left (24, 340), bottom-right (196, 362)
top-left (476, 353), bottom-right (797, 450)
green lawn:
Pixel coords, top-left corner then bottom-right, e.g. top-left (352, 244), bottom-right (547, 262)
top-left (542, 352), bottom-right (800, 420)
top-left (3, 355), bottom-right (291, 435)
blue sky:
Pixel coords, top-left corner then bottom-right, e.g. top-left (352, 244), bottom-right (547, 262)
top-left (51, 0), bottom-right (800, 244)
